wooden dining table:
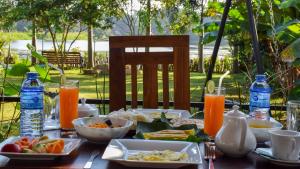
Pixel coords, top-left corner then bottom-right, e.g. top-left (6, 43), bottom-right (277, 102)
top-left (1, 130), bottom-right (298, 169)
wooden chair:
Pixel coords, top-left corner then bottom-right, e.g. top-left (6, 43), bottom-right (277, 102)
top-left (109, 35), bottom-right (190, 112)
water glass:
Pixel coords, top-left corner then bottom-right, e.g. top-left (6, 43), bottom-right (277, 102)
top-left (287, 100), bottom-right (300, 132)
top-left (44, 82), bottom-right (60, 130)
top-left (60, 80), bottom-right (79, 130)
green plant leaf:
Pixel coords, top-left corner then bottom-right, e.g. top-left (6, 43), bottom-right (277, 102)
top-left (274, 20), bottom-right (299, 34)
top-left (229, 9), bottom-right (244, 21)
top-left (192, 25), bottom-right (203, 34)
top-left (273, 21), bottom-right (300, 44)
top-left (134, 117), bottom-right (207, 143)
top-left (160, 112), bottom-right (171, 124)
top-left (288, 85), bottom-right (300, 100)
top-left (292, 58), bottom-right (300, 67)
top-left (279, 0), bottom-right (300, 10)
top-left (34, 65), bottom-right (50, 81)
top-left (203, 31), bottom-right (218, 44)
top-left (31, 51), bottom-right (48, 64)
top-left (15, 103), bottom-right (20, 110)
top-left (26, 44), bottom-right (35, 51)
top-left (4, 83), bottom-right (20, 96)
top-left (7, 63), bottom-right (30, 76)
top-left (281, 38), bottom-right (300, 63)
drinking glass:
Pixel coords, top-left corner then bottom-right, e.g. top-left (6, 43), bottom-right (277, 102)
top-left (287, 100), bottom-right (300, 132)
top-left (44, 82), bottom-right (60, 130)
top-left (204, 87), bottom-right (225, 138)
top-left (60, 80), bottom-right (79, 130)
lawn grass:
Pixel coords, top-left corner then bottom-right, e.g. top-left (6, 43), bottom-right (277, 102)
top-left (1, 69), bottom-right (249, 121)
top-left (1, 69), bottom-right (287, 121)
top-left (0, 68), bottom-right (288, 140)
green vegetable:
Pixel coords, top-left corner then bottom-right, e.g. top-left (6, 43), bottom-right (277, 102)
top-left (32, 143), bottom-right (46, 153)
top-left (38, 139), bottom-right (56, 145)
top-left (22, 148), bottom-right (35, 153)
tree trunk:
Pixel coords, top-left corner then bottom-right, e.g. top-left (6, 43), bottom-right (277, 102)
top-left (198, 36), bottom-right (204, 73)
top-left (232, 45), bottom-right (239, 73)
top-left (146, 0), bottom-right (151, 36)
top-left (31, 20), bottom-right (37, 65)
top-left (145, 0), bottom-right (151, 53)
top-left (87, 25), bottom-right (94, 68)
top-left (197, 0), bottom-right (205, 73)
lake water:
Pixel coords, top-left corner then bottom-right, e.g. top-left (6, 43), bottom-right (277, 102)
top-left (10, 39), bottom-right (231, 59)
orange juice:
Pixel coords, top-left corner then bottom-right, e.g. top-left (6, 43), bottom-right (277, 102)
top-left (60, 87), bottom-right (79, 129)
top-left (204, 94), bottom-right (225, 137)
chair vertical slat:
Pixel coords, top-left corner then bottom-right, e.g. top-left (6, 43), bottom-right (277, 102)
top-left (131, 64), bottom-right (138, 108)
top-left (143, 64), bottom-right (158, 108)
top-left (173, 46), bottom-right (190, 111)
top-left (109, 35), bottom-right (189, 111)
top-left (109, 48), bottom-right (126, 112)
top-left (162, 64), bottom-right (169, 109)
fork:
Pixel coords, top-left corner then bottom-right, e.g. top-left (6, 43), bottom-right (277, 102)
top-left (204, 142), bottom-right (216, 169)
top-left (83, 150), bottom-right (100, 169)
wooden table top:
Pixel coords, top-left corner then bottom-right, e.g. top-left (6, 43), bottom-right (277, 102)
top-left (1, 130), bottom-right (298, 169)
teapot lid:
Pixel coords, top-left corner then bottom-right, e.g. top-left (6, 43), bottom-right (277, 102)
top-left (226, 105), bottom-right (246, 117)
top-left (78, 98), bottom-right (97, 112)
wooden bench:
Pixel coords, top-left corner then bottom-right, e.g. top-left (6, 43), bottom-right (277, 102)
top-left (42, 51), bottom-right (83, 69)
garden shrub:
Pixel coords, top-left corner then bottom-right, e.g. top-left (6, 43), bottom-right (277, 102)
top-left (190, 55), bottom-right (233, 73)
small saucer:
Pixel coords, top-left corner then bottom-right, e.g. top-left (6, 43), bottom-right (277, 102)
top-left (0, 155), bottom-right (9, 167)
top-left (255, 148), bottom-right (300, 167)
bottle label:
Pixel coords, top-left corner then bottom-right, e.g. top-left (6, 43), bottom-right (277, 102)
top-left (250, 92), bottom-right (270, 109)
top-left (21, 91), bottom-right (43, 109)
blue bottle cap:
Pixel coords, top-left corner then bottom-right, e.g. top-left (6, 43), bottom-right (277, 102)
top-left (255, 74), bottom-right (266, 81)
top-left (26, 72), bottom-right (38, 79)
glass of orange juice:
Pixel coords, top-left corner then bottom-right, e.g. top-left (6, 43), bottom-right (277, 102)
top-left (60, 80), bottom-right (79, 130)
top-left (204, 87), bottom-right (225, 138)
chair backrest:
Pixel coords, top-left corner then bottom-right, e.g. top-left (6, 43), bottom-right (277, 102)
top-left (42, 51), bottom-right (81, 65)
top-left (109, 35), bottom-right (190, 112)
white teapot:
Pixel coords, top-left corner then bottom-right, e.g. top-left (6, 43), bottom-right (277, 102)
top-left (78, 98), bottom-right (99, 118)
top-left (215, 105), bottom-right (256, 157)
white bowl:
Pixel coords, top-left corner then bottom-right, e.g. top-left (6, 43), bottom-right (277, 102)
top-left (72, 116), bottom-right (133, 142)
top-left (247, 118), bottom-right (283, 142)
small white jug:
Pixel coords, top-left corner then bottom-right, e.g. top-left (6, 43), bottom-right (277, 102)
top-left (215, 105), bottom-right (256, 157)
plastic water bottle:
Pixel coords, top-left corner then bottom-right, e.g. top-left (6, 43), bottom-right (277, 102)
top-left (20, 72), bottom-right (44, 137)
top-left (249, 74), bottom-right (271, 120)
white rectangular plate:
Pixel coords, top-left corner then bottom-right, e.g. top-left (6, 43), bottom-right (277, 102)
top-left (133, 108), bottom-right (191, 119)
top-left (102, 139), bottom-right (202, 168)
top-left (0, 136), bottom-right (81, 160)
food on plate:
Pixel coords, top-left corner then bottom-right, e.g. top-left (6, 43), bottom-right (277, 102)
top-left (88, 122), bottom-right (109, 128)
top-left (170, 118), bottom-right (204, 129)
top-left (0, 136), bottom-right (65, 154)
top-left (249, 124), bottom-right (271, 128)
top-left (149, 112), bottom-right (179, 119)
top-left (128, 150), bottom-right (188, 162)
top-left (1, 143), bottom-right (22, 153)
top-left (45, 139), bottom-right (64, 153)
top-left (143, 129), bottom-right (195, 141)
top-left (108, 109), bottom-right (153, 128)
